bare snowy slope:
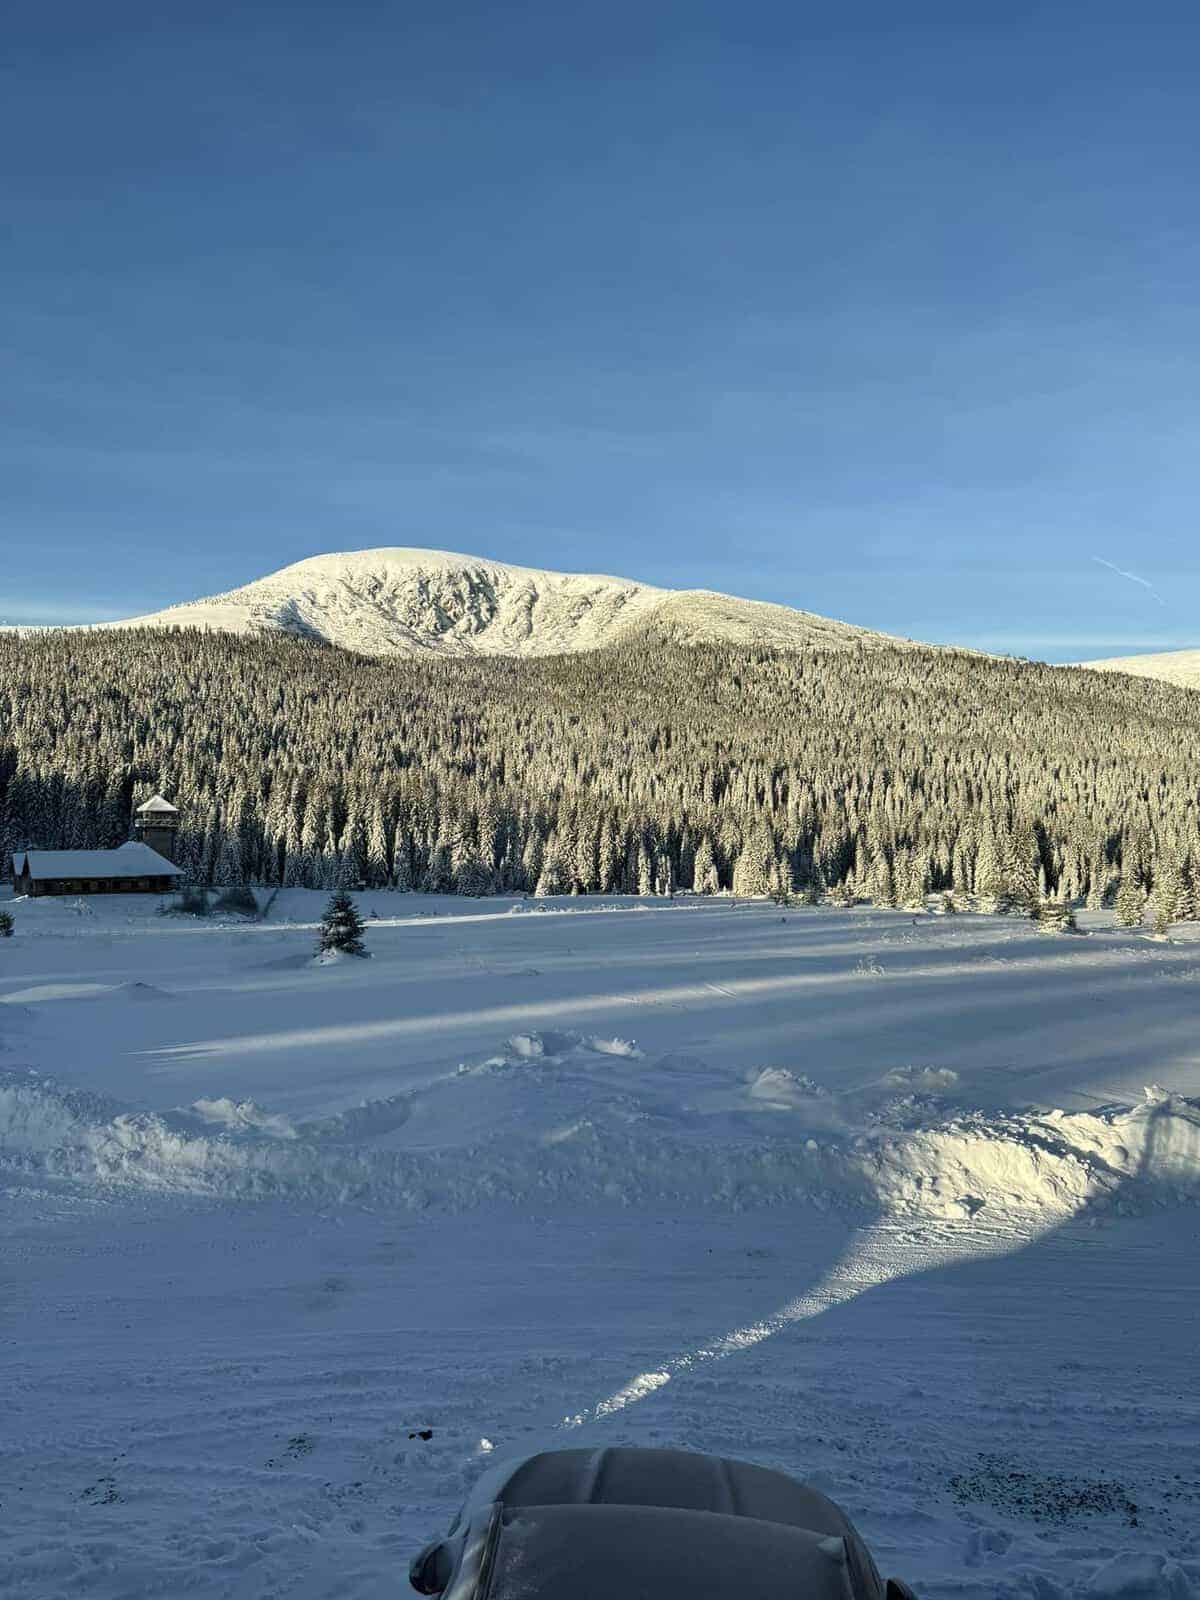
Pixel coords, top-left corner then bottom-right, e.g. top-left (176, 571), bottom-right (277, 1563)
top-left (1078, 647), bottom-right (1200, 690)
top-left (105, 547), bottom-right (919, 658)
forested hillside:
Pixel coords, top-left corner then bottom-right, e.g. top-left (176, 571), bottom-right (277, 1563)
top-left (3, 627), bottom-right (1200, 908)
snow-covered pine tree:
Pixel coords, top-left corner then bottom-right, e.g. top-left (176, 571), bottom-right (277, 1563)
top-left (733, 824), bottom-right (775, 898)
top-left (1177, 853), bottom-right (1198, 922)
top-left (768, 861), bottom-right (791, 906)
top-left (1035, 895), bottom-right (1076, 933)
top-left (423, 834), bottom-right (454, 894)
top-left (1151, 855), bottom-right (1185, 933)
top-left (534, 848), bottom-right (571, 897)
top-left (214, 833), bottom-right (242, 888)
top-left (636, 839), bottom-right (655, 897)
top-left (1085, 849), bottom-right (1109, 911)
top-left (692, 835), bottom-right (720, 895)
top-left (318, 890), bottom-right (367, 957)
top-left (973, 826), bottom-right (1005, 910)
top-left (365, 801), bottom-right (391, 889)
top-left (1114, 875), bottom-right (1144, 928)
top-left (867, 852), bottom-right (897, 909)
top-left (898, 850), bottom-right (930, 909)
top-left (284, 843), bottom-right (310, 888)
top-left (456, 854), bottom-right (495, 896)
top-left (1003, 822), bottom-right (1041, 916)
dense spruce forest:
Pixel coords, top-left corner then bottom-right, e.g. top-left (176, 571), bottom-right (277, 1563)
top-left (3, 626), bottom-right (1200, 915)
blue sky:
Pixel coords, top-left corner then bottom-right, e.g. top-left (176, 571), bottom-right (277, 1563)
top-left (3, 2), bottom-right (1198, 659)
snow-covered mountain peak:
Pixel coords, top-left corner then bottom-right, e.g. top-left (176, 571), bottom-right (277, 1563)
top-left (106, 546), bottom-right (918, 660)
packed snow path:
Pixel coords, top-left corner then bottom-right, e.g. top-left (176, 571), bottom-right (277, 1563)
top-left (2, 892), bottom-right (1199, 1598)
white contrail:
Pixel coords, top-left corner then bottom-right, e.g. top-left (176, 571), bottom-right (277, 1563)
top-left (1092, 555), bottom-right (1166, 606)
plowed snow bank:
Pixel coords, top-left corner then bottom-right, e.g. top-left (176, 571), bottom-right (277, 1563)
top-left (2, 1063), bottom-right (1196, 1224)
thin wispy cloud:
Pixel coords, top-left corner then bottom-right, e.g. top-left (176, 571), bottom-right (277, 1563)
top-left (1092, 555), bottom-right (1166, 606)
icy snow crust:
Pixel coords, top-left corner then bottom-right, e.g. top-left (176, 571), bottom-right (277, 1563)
top-left (3, 892), bottom-right (1200, 1598)
top-left (102, 546), bottom-right (921, 658)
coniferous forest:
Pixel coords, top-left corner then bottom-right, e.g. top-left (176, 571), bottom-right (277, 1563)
top-left (3, 626), bottom-right (1200, 913)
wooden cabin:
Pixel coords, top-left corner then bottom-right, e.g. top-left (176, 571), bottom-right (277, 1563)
top-left (11, 842), bottom-right (184, 898)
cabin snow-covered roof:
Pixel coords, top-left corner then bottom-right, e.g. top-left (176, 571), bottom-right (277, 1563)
top-left (13, 843), bottom-right (183, 880)
top-left (136, 794), bottom-right (179, 815)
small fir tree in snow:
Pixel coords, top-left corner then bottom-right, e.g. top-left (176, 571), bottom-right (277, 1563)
top-left (1035, 895), bottom-right (1076, 933)
top-left (0, 910), bottom-right (13, 938)
top-left (318, 890), bottom-right (368, 957)
top-left (768, 867), bottom-right (792, 907)
top-left (795, 869), bottom-right (821, 906)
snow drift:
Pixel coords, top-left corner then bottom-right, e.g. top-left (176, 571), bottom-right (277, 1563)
top-left (3, 1056), bottom-right (1197, 1226)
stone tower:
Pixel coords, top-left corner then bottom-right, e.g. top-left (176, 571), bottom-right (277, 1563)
top-left (134, 794), bottom-right (180, 862)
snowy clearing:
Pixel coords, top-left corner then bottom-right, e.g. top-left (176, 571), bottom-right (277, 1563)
top-left (2, 890), bottom-right (1199, 1599)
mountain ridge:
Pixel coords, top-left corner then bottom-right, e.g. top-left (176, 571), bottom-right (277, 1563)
top-left (101, 546), bottom-right (927, 660)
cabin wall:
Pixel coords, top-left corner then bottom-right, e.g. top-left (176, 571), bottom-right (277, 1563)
top-left (26, 876), bottom-right (176, 897)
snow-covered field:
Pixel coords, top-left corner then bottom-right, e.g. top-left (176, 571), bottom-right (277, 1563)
top-left (3, 890), bottom-right (1199, 1599)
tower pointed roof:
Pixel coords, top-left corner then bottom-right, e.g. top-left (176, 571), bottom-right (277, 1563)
top-left (137, 794), bottom-right (179, 815)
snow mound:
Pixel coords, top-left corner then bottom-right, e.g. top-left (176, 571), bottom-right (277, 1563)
top-left (115, 981), bottom-right (174, 1002)
top-left (1083, 1551), bottom-right (1195, 1598)
top-left (3, 1061), bottom-right (1199, 1225)
top-left (313, 947), bottom-right (371, 966)
top-left (747, 1068), bottom-right (831, 1107)
top-left (464, 1030), bottom-right (644, 1072)
top-left (191, 1098), bottom-right (297, 1139)
top-left (584, 1035), bottom-right (643, 1058)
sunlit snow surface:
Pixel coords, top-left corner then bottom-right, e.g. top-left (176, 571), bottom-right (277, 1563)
top-left (2, 891), bottom-right (1199, 1599)
top-left (1079, 647), bottom-right (1200, 690)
